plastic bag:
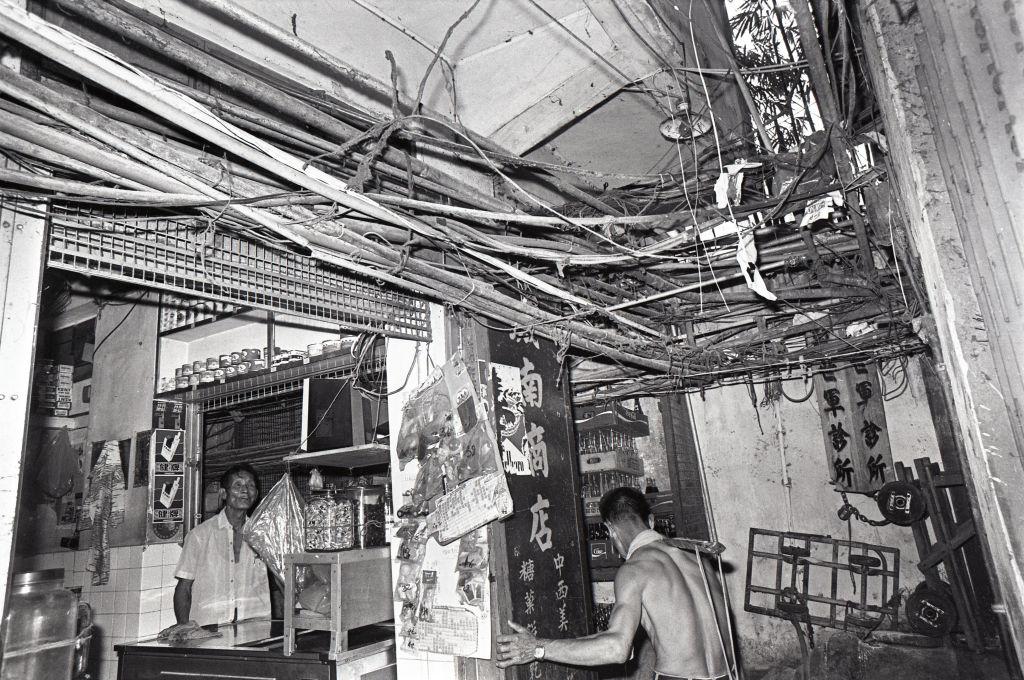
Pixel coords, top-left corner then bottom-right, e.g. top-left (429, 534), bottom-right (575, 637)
top-left (243, 474), bottom-right (305, 583)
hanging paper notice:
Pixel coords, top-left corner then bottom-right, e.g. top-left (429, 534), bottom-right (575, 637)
top-left (430, 471), bottom-right (513, 545)
top-left (492, 363), bottom-right (530, 476)
top-left (736, 230), bottom-right (777, 301)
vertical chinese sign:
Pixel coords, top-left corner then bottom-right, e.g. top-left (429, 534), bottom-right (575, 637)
top-left (148, 428), bottom-right (185, 543)
top-left (814, 363), bottom-right (893, 494)
top-left (489, 331), bottom-right (594, 680)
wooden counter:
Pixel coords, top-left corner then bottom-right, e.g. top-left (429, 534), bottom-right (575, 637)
top-left (114, 620), bottom-right (396, 680)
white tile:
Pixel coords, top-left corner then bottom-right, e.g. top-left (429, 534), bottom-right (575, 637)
top-left (162, 543), bottom-right (182, 566)
top-left (111, 548), bottom-right (126, 570)
top-left (139, 611), bottom-right (161, 637)
top-left (140, 566), bottom-right (163, 591)
top-left (139, 589), bottom-right (162, 613)
top-left (113, 592), bottom-right (128, 614)
top-left (124, 613), bottom-right (139, 638)
top-left (159, 609), bottom-right (176, 630)
top-left (160, 564), bottom-right (177, 584)
top-left (112, 615), bottom-right (126, 640)
top-left (74, 551), bottom-right (88, 572)
top-left (160, 588), bottom-right (175, 613)
top-left (111, 569), bottom-right (126, 592)
top-left (141, 546), bottom-right (161, 569)
top-left (124, 567), bottom-right (142, 591)
top-left (100, 592), bottom-right (115, 614)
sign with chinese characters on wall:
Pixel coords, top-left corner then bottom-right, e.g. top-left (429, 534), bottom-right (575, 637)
top-left (148, 429), bottom-right (185, 543)
top-left (813, 363), bottom-right (893, 494)
top-left (489, 330), bottom-right (595, 680)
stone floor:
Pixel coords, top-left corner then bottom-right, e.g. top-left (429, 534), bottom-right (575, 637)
top-left (747, 632), bottom-right (1017, 680)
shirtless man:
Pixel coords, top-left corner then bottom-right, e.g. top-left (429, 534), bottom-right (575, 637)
top-left (496, 487), bottom-right (735, 680)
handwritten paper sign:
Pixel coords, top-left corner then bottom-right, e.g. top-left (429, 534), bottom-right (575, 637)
top-left (430, 471), bottom-right (513, 545)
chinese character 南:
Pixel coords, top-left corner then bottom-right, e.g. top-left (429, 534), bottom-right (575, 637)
top-left (867, 454), bottom-right (887, 483)
top-left (829, 422), bottom-right (851, 451)
top-left (526, 423), bottom-right (549, 478)
top-left (520, 358), bottom-right (543, 408)
top-left (823, 388), bottom-right (845, 417)
top-left (558, 603), bottom-right (569, 632)
top-left (555, 579), bottom-right (568, 601)
top-left (529, 494), bottom-right (553, 552)
top-left (833, 457), bottom-right (854, 486)
top-left (862, 420), bottom-right (882, 449)
top-left (553, 552), bottom-right (565, 575)
top-left (525, 589), bottom-right (536, 614)
top-left (855, 380), bottom-right (873, 407)
top-left (519, 559), bottom-right (535, 583)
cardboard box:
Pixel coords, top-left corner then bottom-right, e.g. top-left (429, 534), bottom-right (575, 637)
top-left (579, 450), bottom-right (645, 476)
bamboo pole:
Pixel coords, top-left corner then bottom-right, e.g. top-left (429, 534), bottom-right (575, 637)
top-left (182, 0), bottom-right (624, 216)
top-left (56, 0), bottom-right (512, 213)
top-left (0, 167), bottom-right (203, 203)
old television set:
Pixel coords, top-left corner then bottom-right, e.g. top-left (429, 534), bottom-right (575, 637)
top-left (300, 378), bottom-right (387, 452)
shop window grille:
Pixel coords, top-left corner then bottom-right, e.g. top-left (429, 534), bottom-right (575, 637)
top-left (45, 206), bottom-right (431, 342)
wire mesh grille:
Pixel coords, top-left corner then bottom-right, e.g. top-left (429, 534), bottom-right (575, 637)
top-left (45, 207), bottom-right (430, 341)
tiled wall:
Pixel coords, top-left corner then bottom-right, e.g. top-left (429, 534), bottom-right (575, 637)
top-left (14, 542), bottom-right (182, 680)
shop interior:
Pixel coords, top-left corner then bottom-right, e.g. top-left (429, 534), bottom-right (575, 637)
top-left (0, 2), bottom-right (1022, 680)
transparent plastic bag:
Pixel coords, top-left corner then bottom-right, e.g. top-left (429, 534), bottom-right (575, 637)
top-left (243, 473), bottom-right (305, 583)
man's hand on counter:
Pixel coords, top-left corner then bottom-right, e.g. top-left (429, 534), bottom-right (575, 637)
top-left (157, 621), bottom-right (222, 643)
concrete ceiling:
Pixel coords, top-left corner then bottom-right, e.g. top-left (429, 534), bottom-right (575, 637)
top-left (121, 0), bottom-right (739, 174)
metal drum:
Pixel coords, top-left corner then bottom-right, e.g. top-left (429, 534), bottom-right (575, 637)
top-left (1, 569), bottom-right (92, 680)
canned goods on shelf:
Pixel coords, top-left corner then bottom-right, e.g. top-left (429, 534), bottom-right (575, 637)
top-left (230, 352), bottom-right (242, 364)
top-left (174, 367), bottom-right (183, 378)
top-left (192, 360), bottom-right (204, 373)
top-left (200, 370), bottom-right (215, 383)
top-left (206, 357), bottom-right (220, 370)
top-left (219, 355), bottom-right (231, 368)
top-left (241, 348), bottom-right (260, 361)
top-left (188, 374), bottom-right (201, 387)
top-left (213, 369), bottom-right (225, 380)
top-left (236, 362), bottom-right (250, 374)
top-left (251, 359), bottom-right (266, 370)
top-left (175, 376), bottom-right (189, 389)
top-left (180, 364), bottom-right (193, 376)
top-left (224, 366), bottom-right (237, 377)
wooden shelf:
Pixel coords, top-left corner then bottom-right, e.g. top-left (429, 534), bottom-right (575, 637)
top-left (282, 444), bottom-right (389, 469)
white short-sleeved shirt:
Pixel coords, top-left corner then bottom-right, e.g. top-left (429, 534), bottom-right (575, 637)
top-left (174, 509), bottom-right (271, 626)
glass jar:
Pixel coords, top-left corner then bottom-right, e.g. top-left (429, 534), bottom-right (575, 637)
top-left (340, 486), bottom-right (387, 549)
top-left (304, 493), bottom-right (354, 551)
top-left (1, 570), bottom-right (79, 680)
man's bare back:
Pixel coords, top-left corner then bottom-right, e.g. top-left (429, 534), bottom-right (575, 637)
top-left (624, 541), bottom-right (734, 678)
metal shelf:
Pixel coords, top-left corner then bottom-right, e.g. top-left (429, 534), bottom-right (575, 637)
top-left (283, 444), bottom-right (389, 470)
top-left (179, 344), bottom-right (385, 410)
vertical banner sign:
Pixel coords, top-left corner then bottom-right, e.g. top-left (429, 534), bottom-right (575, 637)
top-left (814, 363), bottom-right (893, 494)
top-left (148, 429), bottom-right (185, 543)
top-left (489, 331), bottom-right (594, 680)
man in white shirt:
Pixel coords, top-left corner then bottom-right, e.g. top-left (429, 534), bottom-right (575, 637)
top-left (173, 464), bottom-right (271, 627)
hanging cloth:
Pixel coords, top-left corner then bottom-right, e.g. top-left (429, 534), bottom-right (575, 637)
top-left (34, 427), bottom-right (79, 499)
top-left (82, 441), bottom-right (126, 585)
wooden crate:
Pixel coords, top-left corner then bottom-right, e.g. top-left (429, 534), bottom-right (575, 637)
top-left (284, 548), bottom-right (393, 659)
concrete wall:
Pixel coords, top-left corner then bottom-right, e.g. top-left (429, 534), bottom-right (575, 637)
top-left (857, 1), bottom-right (1024, 667)
top-left (687, 356), bottom-right (938, 670)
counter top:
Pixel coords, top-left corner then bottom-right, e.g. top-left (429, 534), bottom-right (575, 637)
top-left (115, 620), bottom-right (395, 660)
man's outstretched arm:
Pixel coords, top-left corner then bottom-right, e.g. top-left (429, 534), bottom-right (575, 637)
top-left (496, 564), bottom-right (643, 668)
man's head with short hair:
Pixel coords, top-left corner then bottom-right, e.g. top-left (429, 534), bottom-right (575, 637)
top-left (600, 487), bottom-right (654, 558)
top-left (219, 464), bottom-right (260, 513)
top-left (599, 487), bottom-right (652, 525)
